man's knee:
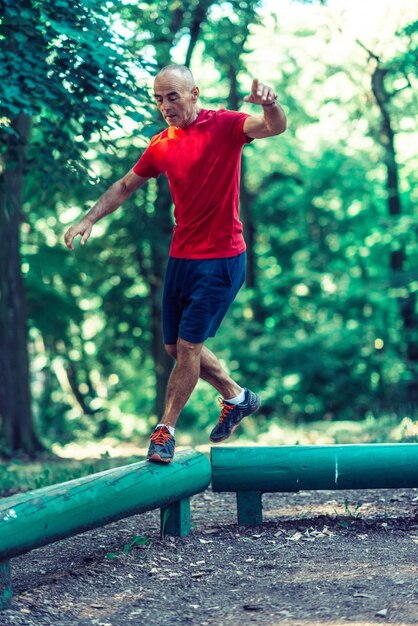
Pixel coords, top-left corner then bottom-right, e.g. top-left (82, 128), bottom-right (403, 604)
top-left (165, 344), bottom-right (178, 359)
top-left (176, 337), bottom-right (203, 360)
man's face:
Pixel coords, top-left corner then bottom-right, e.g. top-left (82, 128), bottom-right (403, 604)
top-left (153, 71), bottom-right (199, 128)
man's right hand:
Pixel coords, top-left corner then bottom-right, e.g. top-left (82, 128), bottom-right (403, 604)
top-left (64, 218), bottom-right (93, 251)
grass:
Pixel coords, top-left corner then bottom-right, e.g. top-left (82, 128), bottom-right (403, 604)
top-left (224, 413), bottom-right (418, 447)
top-left (0, 453), bottom-right (144, 497)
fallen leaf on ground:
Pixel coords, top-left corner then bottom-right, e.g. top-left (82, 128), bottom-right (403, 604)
top-left (375, 608), bottom-right (388, 617)
top-left (288, 531), bottom-right (303, 541)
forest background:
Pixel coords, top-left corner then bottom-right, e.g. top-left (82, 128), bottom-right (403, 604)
top-left (0, 0), bottom-right (417, 464)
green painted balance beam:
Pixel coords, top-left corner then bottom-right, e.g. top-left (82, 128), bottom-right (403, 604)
top-left (0, 449), bottom-right (210, 609)
top-left (211, 444), bottom-right (418, 526)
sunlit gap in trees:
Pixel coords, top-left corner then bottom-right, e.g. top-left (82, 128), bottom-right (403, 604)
top-left (244, 0), bottom-right (417, 158)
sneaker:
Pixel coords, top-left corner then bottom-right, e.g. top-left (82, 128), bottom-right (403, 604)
top-left (209, 388), bottom-right (261, 443)
top-left (147, 425), bottom-right (175, 463)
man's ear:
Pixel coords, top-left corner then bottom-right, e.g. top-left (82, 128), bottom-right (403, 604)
top-left (192, 86), bottom-right (200, 101)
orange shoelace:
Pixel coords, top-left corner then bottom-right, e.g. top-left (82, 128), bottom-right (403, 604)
top-left (217, 398), bottom-right (234, 424)
top-left (150, 426), bottom-right (171, 445)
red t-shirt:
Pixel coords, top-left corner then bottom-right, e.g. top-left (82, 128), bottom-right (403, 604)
top-left (133, 108), bottom-right (252, 259)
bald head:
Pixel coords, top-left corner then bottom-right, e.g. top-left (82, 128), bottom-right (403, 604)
top-left (155, 64), bottom-right (196, 90)
top-left (153, 65), bottom-right (200, 128)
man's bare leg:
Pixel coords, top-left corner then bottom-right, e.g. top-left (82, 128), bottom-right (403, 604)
top-left (160, 338), bottom-right (204, 428)
top-left (162, 340), bottom-right (260, 444)
top-left (165, 342), bottom-right (242, 400)
top-left (148, 339), bottom-right (233, 462)
top-left (148, 338), bottom-right (258, 461)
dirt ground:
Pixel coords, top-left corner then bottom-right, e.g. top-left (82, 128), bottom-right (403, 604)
top-left (1, 486), bottom-right (417, 626)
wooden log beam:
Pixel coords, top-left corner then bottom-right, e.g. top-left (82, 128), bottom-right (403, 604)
top-left (211, 444), bottom-right (418, 493)
top-left (0, 449), bottom-right (211, 607)
top-left (212, 444), bottom-right (418, 526)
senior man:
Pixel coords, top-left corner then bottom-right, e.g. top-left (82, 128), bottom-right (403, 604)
top-left (64, 64), bottom-right (287, 463)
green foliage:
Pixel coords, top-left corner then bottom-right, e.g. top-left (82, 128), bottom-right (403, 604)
top-left (333, 499), bottom-right (364, 528)
top-left (392, 20), bottom-right (418, 79)
top-left (106, 535), bottom-right (152, 560)
top-left (344, 499), bottom-right (364, 518)
top-left (1, 1), bottom-right (417, 451)
top-left (213, 136), bottom-right (410, 418)
top-left (0, 0), bottom-right (149, 173)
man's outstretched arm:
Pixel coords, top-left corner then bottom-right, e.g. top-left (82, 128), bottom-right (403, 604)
top-left (64, 169), bottom-right (149, 250)
top-left (243, 78), bottom-right (287, 139)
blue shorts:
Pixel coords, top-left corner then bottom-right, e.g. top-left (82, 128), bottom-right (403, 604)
top-left (162, 253), bottom-right (246, 345)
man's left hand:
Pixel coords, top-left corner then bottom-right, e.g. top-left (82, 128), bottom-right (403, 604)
top-left (244, 79), bottom-right (276, 106)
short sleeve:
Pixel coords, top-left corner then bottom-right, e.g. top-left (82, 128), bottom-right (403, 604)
top-left (215, 109), bottom-right (252, 145)
top-left (133, 143), bottom-right (161, 178)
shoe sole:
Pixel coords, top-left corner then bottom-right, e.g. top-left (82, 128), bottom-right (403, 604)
top-left (147, 454), bottom-right (173, 464)
top-left (210, 421), bottom-right (241, 444)
top-left (210, 399), bottom-right (261, 444)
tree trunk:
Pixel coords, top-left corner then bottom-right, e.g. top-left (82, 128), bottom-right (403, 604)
top-left (150, 176), bottom-right (175, 417)
top-left (371, 64), bottom-right (418, 407)
top-left (184, 1), bottom-right (214, 67)
top-left (0, 114), bottom-right (45, 456)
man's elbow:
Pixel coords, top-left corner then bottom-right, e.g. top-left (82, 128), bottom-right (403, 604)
top-left (119, 170), bottom-right (148, 195)
top-left (117, 174), bottom-right (140, 197)
top-left (279, 120), bottom-right (287, 135)
top-left (274, 115), bottom-right (287, 135)
top-left (266, 120), bottom-right (287, 137)
top-left (115, 180), bottom-right (130, 197)
top-left (110, 179), bottom-right (135, 205)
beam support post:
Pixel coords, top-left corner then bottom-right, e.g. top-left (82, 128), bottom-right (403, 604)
top-left (237, 491), bottom-right (263, 526)
top-left (0, 561), bottom-right (12, 610)
top-left (160, 498), bottom-right (191, 537)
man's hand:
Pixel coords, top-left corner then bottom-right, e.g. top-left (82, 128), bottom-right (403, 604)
top-left (243, 78), bottom-right (286, 139)
top-left (244, 78), bottom-right (276, 106)
top-left (64, 218), bottom-right (93, 251)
